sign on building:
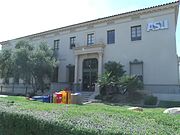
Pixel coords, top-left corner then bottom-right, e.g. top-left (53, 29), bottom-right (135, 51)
top-left (147, 20), bottom-right (168, 32)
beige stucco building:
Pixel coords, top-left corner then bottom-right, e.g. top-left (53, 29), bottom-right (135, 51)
top-left (0, 1), bottom-right (180, 100)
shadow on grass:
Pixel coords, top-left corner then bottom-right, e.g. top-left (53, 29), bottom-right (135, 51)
top-left (100, 100), bottom-right (164, 108)
top-left (158, 100), bottom-right (180, 108)
top-left (101, 100), bottom-right (180, 108)
top-left (0, 92), bottom-right (26, 97)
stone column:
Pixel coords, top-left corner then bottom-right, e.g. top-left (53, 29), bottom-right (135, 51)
top-left (74, 55), bottom-right (78, 84)
top-left (98, 53), bottom-right (103, 77)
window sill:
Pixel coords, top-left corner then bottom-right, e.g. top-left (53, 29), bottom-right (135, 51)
top-left (131, 39), bottom-right (142, 42)
top-left (107, 43), bottom-right (115, 45)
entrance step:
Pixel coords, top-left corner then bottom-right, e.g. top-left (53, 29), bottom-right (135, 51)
top-left (80, 92), bottom-right (94, 103)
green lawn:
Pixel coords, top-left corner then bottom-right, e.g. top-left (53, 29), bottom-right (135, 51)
top-left (0, 96), bottom-right (180, 135)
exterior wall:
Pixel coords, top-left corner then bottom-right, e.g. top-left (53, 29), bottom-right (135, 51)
top-left (103, 9), bottom-right (179, 85)
top-left (0, 83), bottom-right (33, 95)
top-left (0, 3), bottom-right (179, 95)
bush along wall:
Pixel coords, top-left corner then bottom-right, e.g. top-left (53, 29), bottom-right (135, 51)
top-left (97, 61), bottom-right (144, 103)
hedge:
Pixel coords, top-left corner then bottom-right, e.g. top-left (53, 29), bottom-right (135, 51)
top-left (0, 97), bottom-right (179, 135)
top-left (0, 111), bottom-right (98, 135)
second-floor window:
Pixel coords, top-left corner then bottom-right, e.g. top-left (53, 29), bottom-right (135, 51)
top-left (107, 30), bottom-right (115, 44)
top-left (131, 25), bottom-right (141, 41)
top-left (70, 37), bottom-right (76, 49)
top-left (87, 33), bottom-right (94, 45)
top-left (54, 40), bottom-right (59, 50)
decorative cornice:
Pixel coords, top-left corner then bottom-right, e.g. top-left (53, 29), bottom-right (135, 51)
top-left (0, 1), bottom-right (179, 45)
top-left (130, 59), bottom-right (143, 64)
top-left (74, 44), bottom-right (105, 55)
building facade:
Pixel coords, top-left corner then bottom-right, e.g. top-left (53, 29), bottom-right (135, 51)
top-left (0, 1), bottom-right (179, 99)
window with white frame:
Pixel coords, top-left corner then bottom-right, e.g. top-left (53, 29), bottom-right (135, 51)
top-left (70, 37), bottom-right (76, 49)
top-left (130, 59), bottom-right (143, 81)
top-left (107, 30), bottom-right (115, 44)
top-left (87, 33), bottom-right (94, 45)
top-left (131, 25), bottom-right (141, 41)
top-left (54, 40), bottom-right (59, 50)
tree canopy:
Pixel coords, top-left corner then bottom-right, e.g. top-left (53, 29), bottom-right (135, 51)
top-left (0, 41), bottom-right (56, 93)
top-left (0, 49), bottom-right (14, 83)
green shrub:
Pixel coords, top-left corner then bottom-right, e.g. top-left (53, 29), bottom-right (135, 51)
top-left (104, 61), bottom-right (125, 78)
top-left (98, 72), bottom-right (116, 95)
top-left (144, 96), bottom-right (158, 105)
top-left (95, 95), bottom-right (103, 100)
top-left (98, 68), bottom-right (144, 103)
top-left (98, 61), bottom-right (143, 98)
top-left (98, 61), bottom-right (126, 96)
top-left (118, 75), bottom-right (143, 95)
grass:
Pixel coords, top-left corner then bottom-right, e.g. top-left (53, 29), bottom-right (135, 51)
top-left (0, 96), bottom-right (180, 135)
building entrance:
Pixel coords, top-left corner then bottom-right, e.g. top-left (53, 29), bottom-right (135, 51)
top-left (82, 58), bottom-right (98, 91)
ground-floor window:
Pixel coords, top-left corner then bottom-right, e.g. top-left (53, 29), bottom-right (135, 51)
top-left (66, 65), bottom-right (75, 83)
top-left (4, 78), bottom-right (9, 84)
top-left (14, 74), bottom-right (19, 84)
top-left (52, 67), bottom-right (58, 82)
top-left (130, 59), bottom-right (143, 81)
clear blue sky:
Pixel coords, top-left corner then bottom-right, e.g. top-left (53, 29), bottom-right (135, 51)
top-left (0, 0), bottom-right (179, 55)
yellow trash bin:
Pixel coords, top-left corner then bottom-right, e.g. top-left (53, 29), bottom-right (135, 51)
top-left (61, 90), bottom-right (71, 104)
top-left (53, 93), bottom-right (57, 103)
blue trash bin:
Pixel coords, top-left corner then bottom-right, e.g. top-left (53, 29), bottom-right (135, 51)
top-left (32, 96), bottom-right (44, 102)
top-left (42, 96), bottom-right (50, 103)
top-left (32, 96), bottom-right (50, 103)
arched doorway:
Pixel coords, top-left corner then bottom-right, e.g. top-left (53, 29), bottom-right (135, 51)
top-left (82, 58), bottom-right (98, 91)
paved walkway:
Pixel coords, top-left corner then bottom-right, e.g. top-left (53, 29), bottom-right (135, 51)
top-left (0, 95), bottom-right (8, 97)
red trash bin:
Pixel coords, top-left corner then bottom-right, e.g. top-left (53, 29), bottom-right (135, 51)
top-left (56, 93), bottom-right (62, 103)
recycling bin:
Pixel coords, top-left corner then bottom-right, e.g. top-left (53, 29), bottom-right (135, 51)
top-left (56, 92), bottom-right (62, 103)
top-left (53, 93), bottom-right (57, 103)
top-left (61, 90), bottom-right (71, 104)
top-left (32, 96), bottom-right (44, 102)
top-left (42, 96), bottom-right (50, 103)
top-left (32, 96), bottom-right (50, 103)
top-left (61, 91), bottom-right (67, 104)
top-left (67, 91), bottom-right (71, 104)
top-left (71, 93), bottom-right (82, 104)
